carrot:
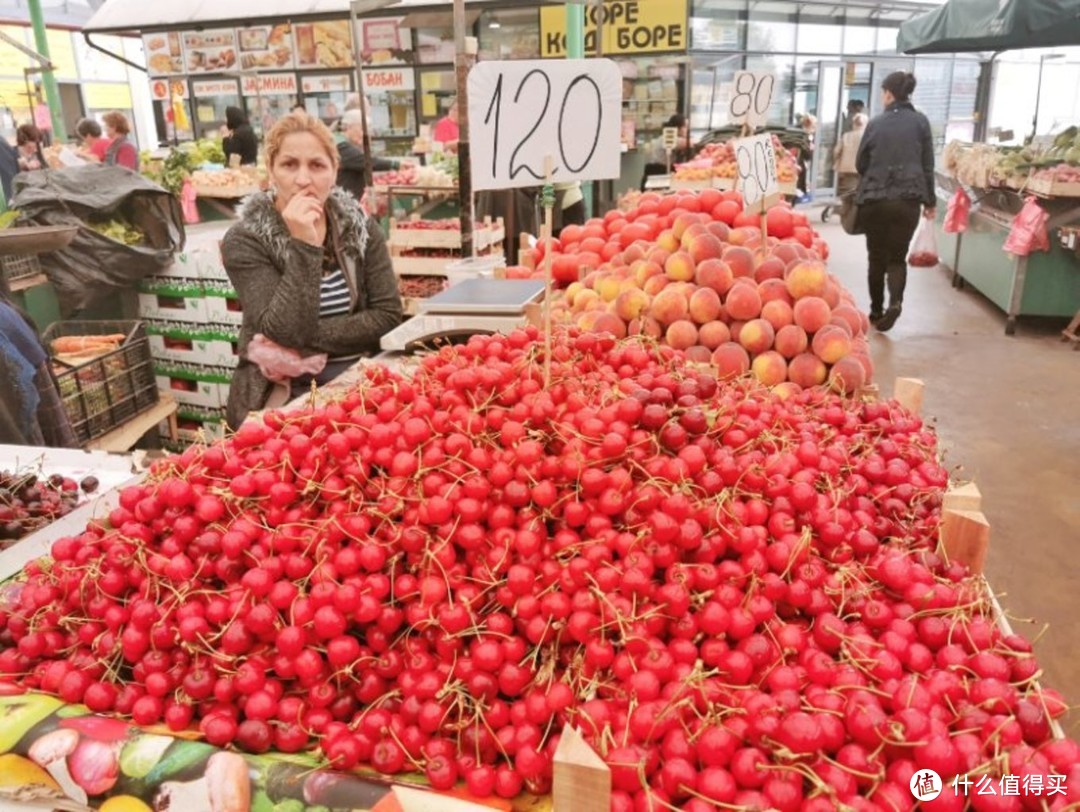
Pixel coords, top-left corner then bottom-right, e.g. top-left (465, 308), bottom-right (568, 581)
top-left (50, 335), bottom-right (125, 354)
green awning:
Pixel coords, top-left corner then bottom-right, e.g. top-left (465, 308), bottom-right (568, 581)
top-left (898, 0), bottom-right (1080, 54)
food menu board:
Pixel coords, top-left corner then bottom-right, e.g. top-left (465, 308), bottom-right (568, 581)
top-left (357, 17), bottom-right (413, 65)
top-left (294, 20), bottom-right (353, 68)
top-left (237, 23), bottom-right (294, 70)
top-left (182, 29), bottom-right (238, 73)
top-left (143, 32), bottom-right (183, 75)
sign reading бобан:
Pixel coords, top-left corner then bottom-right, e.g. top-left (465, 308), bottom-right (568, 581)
top-left (540, 0), bottom-right (687, 57)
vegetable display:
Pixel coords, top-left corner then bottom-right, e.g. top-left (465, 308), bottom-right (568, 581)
top-left (0, 307), bottom-right (1077, 809)
top-left (89, 218), bottom-right (145, 247)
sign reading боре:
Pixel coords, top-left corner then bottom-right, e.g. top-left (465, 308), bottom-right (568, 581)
top-left (540, 0), bottom-right (688, 58)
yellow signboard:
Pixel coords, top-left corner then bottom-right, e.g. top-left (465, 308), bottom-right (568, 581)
top-left (83, 82), bottom-right (132, 110)
top-left (540, 0), bottom-right (688, 58)
top-left (46, 29), bottom-right (78, 81)
top-left (0, 26), bottom-right (30, 77)
top-left (0, 79), bottom-right (33, 115)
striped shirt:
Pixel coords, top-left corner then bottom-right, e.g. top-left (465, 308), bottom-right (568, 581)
top-left (319, 269), bottom-right (351, 318)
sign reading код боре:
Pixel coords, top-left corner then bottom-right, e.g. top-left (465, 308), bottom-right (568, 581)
top-left (540, 0), bottom-right (687, 58)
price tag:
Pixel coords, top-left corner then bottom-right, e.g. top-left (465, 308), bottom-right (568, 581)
top-left (734, 133), bottom-right (780, 213)
top-left (467, 58), bottom-right (623, 191)
top-left (662, 126), bottom-right (678, 151)
top-left (729, 71), bottom-right (775, 130)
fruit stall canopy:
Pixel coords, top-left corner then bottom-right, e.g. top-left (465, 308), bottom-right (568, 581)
top-left (898, 0), bottom-right (1080, 54)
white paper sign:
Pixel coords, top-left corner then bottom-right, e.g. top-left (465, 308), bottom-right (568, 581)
top-left (241, 73), bottom-right (297, 96)
top-left (193, 80), bottom-right (239, 97)
top-left (729, 71), bottom-right (775, 130)
top-left (361, 68), bottom-right (415, 92)
top-left (734, 134), bottom-right (779, 212)
top-left (303, 75), bottom-right (352, 94)
top-left (467, 58), bottom-right (622, 191)
top-left (662, 126), bottom-right (678, 150)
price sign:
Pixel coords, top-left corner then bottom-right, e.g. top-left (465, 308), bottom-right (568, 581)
top-left (729, 71), bottom-right (775, 130)
top-left (468, 59), bottom-right (623, 191)
top-left (662, 126), bottom-right (679, 151)
top-left (734, 134), bottom-right (780, 213)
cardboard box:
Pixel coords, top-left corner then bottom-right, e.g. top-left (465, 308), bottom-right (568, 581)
top-left (204, 292), bottom-right (243, 326)
top-left (154, 363), bottom-right (232, 410)
top-left (161, 407), bottom-right (227, 445)
top-left (137, 293), bottom-right (210, 325)
top-left (147, 322), bottom-right (240, 368)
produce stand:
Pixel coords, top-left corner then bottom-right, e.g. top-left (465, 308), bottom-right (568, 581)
top-left (936, 170), bottom-right (1080, 335)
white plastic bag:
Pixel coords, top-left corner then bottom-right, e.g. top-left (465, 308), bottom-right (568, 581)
top-left (247, 334), bottom-right (327, 383)
top-left (907, 218), bottom-right (939, 267)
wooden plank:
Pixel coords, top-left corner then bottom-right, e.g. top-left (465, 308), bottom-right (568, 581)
top-left (940, 508), bottom-right (990, 575)
top-left (553, 726), bottom-right (609, 812)
top-left (893, 377), bottom-right (924, 415)
top-left (10, 272), bottom-right (48, 292)
top-left (944, 481), bottom-right (982, 512)
top-left (85, 393), bottom-right (179, 453)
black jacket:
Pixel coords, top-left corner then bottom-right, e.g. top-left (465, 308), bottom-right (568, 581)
top-left (336, 141), bottom-right (395, 200)
top-left (855, 101), bottom-right (936, 207)
top-left (223, 124), bottom-right (258, 166)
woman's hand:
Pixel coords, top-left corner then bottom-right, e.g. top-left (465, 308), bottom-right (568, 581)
top-left (281, 192), bottom-right (324, 245)
top-left (923, 207), bottom-right (936, 220)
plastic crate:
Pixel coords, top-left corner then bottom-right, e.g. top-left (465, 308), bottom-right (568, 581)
top-left (0, 253), bottom-right (41, 283)
top-left (42, 320), bottom-right (159, 446)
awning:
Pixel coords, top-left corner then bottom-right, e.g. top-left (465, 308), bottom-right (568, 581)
top-left (83, 0), bottom-right (352, 32)
top-left (898, 0), bottom-right (1080, 54)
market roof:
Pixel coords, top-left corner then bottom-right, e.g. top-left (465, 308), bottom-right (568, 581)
top-left (898, 0), bottom-right (1080, 54)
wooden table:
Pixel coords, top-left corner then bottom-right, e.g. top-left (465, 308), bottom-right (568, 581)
top-left (85, 392), bottom-right (178, 453)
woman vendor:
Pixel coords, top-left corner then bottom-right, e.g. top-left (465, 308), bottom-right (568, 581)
top-left (220, 112), bottom-right (403, 429)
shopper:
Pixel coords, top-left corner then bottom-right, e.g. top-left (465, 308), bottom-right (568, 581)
top-left (432, 99), bottom-right (459, 150)
top-left (15, 125), bottom-right (43, 172)
top-left (641, 114), bottom-right (690, 191)
top-left (834, 112), bottom-right (868, 199)
top-left (75, 118), bottom-right (111, 163)
top-left (223, 106), bottom-right (258, 166)
top-left (32, 91), bottom-right (52, 147)
top-left (855, 71), bottom-right (936, 331)
top-left (335, 109), bottom-right (398, 199)
top-left (102, 111), bottom-right (139, 172)
top-left (796, 113), bottom-right (816, 202)
top-left (0, 137), bottom-right (18, 200)
top-left (220, 112), bottom-right (402, 429)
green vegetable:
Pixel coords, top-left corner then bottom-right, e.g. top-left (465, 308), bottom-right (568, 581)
top-left (119, 734), bottom-right (174, 778)
top-left (90, 217), bottom-right (144, 246)
top-left (0, 209), bottom-right (21, 229)
top-left (117, 739), bottom-right (215, 796)
top-left (272, 800), bottom-right (304, 812)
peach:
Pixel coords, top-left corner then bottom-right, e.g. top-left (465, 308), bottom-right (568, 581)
top-left (646, 247), bottom-right (671, 267)
top-left (754, 257), bottom-right (786, 282)
top-left (793, 296), bottom-right (831, 334)
top-left (739, 318), bottom-right (776, 356)
top-left (706, 221), bottom-right (731, 243)
top-left (680, 223), bottom-right (708, 250)
top-left (828, 355), bottom-right (867, 394)
top-left (595, 275), bottom-right (622, 303)
top-left (688, 234), bottom-right (724, 266)
top-left (751, 351), bottom-right (787, 387)
top-left (698, 320), bottom-right (731, 350)
top-left (664, 251), bottom-right (696, 282)
top-left (831, 304), bottom-right (863, 337)
top-left (724, 284), bottom-right (762, 321)
top-left (828, 315), bottom-right (853, 337)
top-left (722, 246), bottom-right (756, 279)
top-left (631, 259), bottom-right (662, 287)
top-left (643, 275), bottom-right (670, 297)
top-left (573, 288), bottom-right (600, 312)
top-left (711, 342), bottom-right (750, 379)
top-left (688, 288), bottom-right (723, 325)
top-left (758, 279), bottom-right (793, 306)
top-left (811, 325), bottom-right (852, 364)
top-left (728, 227), bottom-right (759, 246)
top-left (629, 316), bottom-right (663, 339)
top-left (785, 259), bottom-right (828, 300)
top-left (672, 212), bottom-right (705, 240)
top-left (761, 299), bottom-right (794, 332)
top-left (656, 229), bottom-right (680, 253)
top-left (695, 259), bottom-right (735, 295)
top-left (728, 320), bottom-right (746, 344)
top-left (622, 243), bottom-right (646, 264)
top-left (774, 325), bottom-right (809, 359)
top-left (649, 287), bottom-right (689, 326)
top-left (666, 319), bottom-right (699, 351)
top-left (773, 381), bottom-right (803, 400)
top-left (564, 281), bottom-right (584, 304)
top-left (576, 311), bottom-right (602, 331)
top-left (591, 312), bottom-right (627, 339)
top-left (614, 288), bottom-right (651, 322)
top-left (852, 351), bottom-right (874, 383)
top-left (787, 352), bottom-right (827, 388)
top-left (684, 345), bottom-right (713, 364)
top-left (770, 243), bottom-right (802, 266)
top-left (822, 280), bottom-right (841, 309)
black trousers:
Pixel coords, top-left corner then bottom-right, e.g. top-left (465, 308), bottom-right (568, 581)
top-left (861, 199), bottom-right (921, 314)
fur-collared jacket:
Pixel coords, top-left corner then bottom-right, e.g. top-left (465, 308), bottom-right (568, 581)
top-left (220, 188), bottom-right (402, 428)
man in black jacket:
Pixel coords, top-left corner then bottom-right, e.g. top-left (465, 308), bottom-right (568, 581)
top-left (223, 106), bottom-right (258, 166)
top-left (336, 109), bottom-right (397, 200)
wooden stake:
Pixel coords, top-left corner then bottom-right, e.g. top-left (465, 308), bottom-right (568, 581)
top-left (944, 481), bottom-right (982, 512)
top-left (543, 155), bottom-right (555, 388)
top-left (893, 377), bottom-right (925, 415)
top-left (553, 726), bottom-right (610, 812)
top-left (941, 509), bottom-right (990, 575)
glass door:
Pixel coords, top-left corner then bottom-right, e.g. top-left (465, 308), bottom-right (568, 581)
top-left (813, 61), bottom-right (844, 198)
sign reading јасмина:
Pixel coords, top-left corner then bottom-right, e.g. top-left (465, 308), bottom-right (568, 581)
top-left (539, 0), bottom-right (687, 58)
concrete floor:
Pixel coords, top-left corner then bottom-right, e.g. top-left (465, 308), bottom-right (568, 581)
top-left (818, 214), bottom-right (1080, 726)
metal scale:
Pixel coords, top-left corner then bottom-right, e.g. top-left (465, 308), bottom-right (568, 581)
top-left (380, 279), bottom-right (546, 352)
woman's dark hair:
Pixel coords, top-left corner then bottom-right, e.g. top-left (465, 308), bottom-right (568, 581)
top-left (225, 106), bottom-right (248, 129)
top-left (75, 118), bottom-right (102, 140)
top-left (15, 124), bottom-right (41, 146)
top-left (881, 71), bottom-right (917, 102)
top-left (665, 114), bottom-right (687, 129)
